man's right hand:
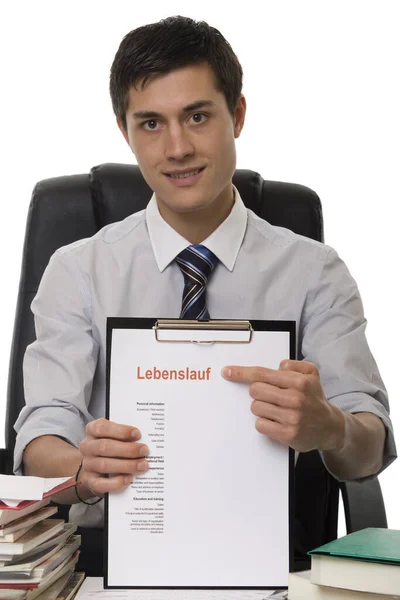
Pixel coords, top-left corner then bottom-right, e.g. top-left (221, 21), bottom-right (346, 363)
top-left (78, 418), bottom-right (149, 498)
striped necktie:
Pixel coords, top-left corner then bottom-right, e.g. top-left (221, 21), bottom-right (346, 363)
top-left (175, 245), bottom-right (218, 320)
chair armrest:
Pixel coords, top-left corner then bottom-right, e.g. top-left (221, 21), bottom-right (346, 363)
top-left (0, 448), bottom-right (13, 475)
top-left (340, 477), bottom-right (387, 533)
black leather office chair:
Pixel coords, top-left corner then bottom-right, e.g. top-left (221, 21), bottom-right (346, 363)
top-left (1, 163), bottom-right (387, 575)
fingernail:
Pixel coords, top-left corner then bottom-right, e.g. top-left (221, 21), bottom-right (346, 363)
top-left (124, 476), bottom-right (133, 485)
top-left (131, 428), bottom-right (141, 440)
top-left (139, 445), bottom-right (149, 457)
top-left (221, 367), bottom-right (232, 378)
top-left (137, 460), bottom-right (148, 472)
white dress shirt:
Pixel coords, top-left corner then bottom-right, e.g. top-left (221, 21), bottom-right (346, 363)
top-left (14, 186), bottom-right (396, 527)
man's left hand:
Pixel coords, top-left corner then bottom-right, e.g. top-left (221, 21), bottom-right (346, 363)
top-left (221, 360), bottom-right (345, 453)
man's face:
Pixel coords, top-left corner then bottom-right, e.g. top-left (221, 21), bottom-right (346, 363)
top-left (118, 63), bottom-right (246, 222)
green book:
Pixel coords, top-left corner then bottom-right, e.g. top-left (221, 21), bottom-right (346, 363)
top-left (309, 527), bottom-right (400, 565)
top-left (308, 528), bottom-right (400, 595)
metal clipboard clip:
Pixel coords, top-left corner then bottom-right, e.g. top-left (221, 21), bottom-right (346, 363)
top-left (153, 319), bottom-right (253, 344)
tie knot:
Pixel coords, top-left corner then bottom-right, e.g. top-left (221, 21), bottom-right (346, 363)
top-left (176, 245), bottom-right (218, 282)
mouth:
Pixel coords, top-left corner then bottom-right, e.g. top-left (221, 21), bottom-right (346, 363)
top-left (165, 167), bottom-right (205, 179)
top-left (164, 167), bottom-right (206, 187)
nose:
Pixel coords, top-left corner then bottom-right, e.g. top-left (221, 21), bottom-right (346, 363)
top-left (164, 125), bottom-right (195, 161)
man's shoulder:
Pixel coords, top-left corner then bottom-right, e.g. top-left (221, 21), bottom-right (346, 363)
top-left (55, 209), bottom-right (147, 259)
top-left (246, 209), bottom-right (332, 258)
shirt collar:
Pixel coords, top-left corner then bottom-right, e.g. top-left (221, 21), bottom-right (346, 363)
top-left (146, 185), bottom-right (248, 272)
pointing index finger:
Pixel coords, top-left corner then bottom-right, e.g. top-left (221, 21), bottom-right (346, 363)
top-left (221, 365), bottom-right (277, 384)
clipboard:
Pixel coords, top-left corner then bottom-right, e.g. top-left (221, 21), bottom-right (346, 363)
top-left (104, 318), bottom-right (295, 590)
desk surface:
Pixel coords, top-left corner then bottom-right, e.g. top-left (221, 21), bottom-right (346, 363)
top-left (75, 577), bottom-right (288, 600)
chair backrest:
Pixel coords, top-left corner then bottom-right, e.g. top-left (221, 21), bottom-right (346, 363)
top-left (3, 163), bottom-right (335, 562)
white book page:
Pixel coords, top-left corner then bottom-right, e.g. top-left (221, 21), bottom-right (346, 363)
top-left (107, 327), bottom-right (292, 588)
top-left (0, 477), bottom-right (71, 506)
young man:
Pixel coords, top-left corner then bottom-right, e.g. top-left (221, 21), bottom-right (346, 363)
top-left (14, 15), bottom-right (395, 543)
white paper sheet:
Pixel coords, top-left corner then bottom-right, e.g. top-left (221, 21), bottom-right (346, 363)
top-left (77, 578), bottom-right (288, 600)
top-left (106, 325), bottom-right (292, 588)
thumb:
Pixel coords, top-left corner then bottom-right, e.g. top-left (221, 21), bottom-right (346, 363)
top-left (279, 359), bottom-right (319, 377)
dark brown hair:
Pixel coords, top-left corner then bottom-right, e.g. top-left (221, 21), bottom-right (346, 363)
top-left (110, 15), bottom-right (243, 131)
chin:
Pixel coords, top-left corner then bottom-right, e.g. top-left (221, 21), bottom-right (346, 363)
top-left (156, 186), bottom-right (212, 208)
top-left (165, 199), bottom-right (212, 214)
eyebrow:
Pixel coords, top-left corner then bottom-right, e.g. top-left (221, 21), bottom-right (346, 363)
top-left (132, 100), bottom-right (216, 120)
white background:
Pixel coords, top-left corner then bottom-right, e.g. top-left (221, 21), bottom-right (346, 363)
top-left (1, 0), bottom-right (399, 533)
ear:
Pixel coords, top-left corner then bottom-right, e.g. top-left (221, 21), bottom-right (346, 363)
top-left (233, 94), bottom-right (246, 139)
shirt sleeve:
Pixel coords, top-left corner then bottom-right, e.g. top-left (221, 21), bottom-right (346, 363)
top-left (13, 249), bottom-right (99, 474)
top-left (300, 247), bottom-right (397, 480)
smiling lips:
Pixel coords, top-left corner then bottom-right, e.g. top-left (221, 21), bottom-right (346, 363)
top-left (164, 167), bottom-right (205, 186)
top-left (168, 169), bottom-right (201, 179)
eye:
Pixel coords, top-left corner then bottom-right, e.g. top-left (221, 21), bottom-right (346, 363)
top-left (142, 120), bottom-right (159, 131)
top-left (190, 113), bottom-right (207, 124)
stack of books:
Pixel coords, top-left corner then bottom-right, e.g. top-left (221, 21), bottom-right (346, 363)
top-left (289, 528), bottom-right (400, 599)
top-left (0, 477), bottom-right (84, 600)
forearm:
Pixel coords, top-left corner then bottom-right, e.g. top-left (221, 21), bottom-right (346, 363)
top-left (23, 435), bottom-right (95, 504)
top-left (322, 410), bottom-right (386, 481)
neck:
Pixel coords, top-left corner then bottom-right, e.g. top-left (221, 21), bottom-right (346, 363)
top-left (156, 184), bottom-right (235, 244)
